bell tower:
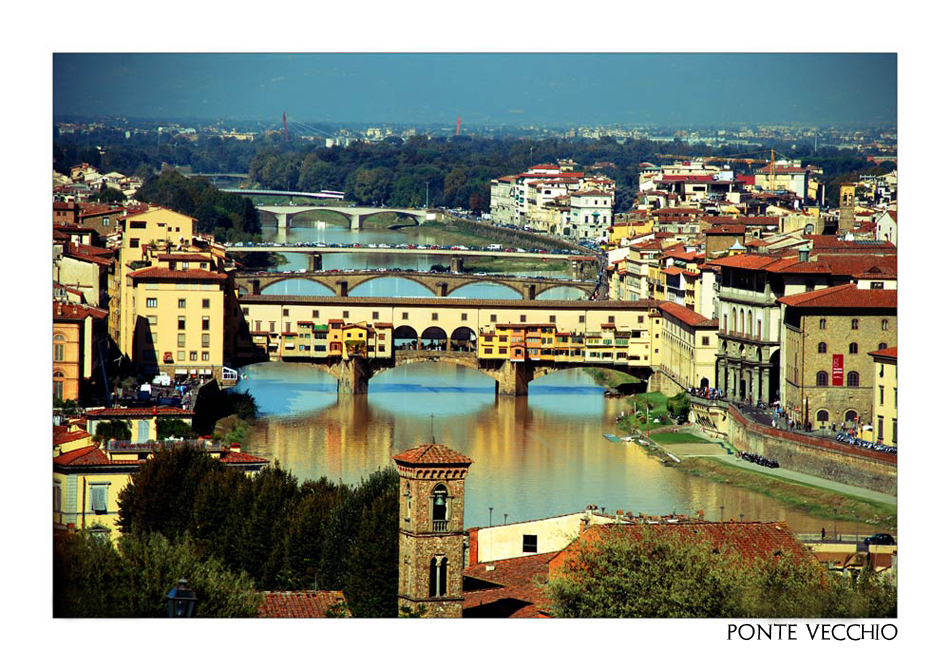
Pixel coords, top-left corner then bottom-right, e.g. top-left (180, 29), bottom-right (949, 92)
top-left (838, 183), bottom-right (856, 233)
top-left (393, 444), bottom-right (472, 618)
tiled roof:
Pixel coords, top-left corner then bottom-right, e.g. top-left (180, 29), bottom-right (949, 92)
top-left (258, 591), bottom-right (348, 618)
top-left (156, 253), bottom-right (214, 262)
top-left (706, 224), bottom-right (747, 234)
top-left (659, 301), bottom-right (718, 328)
top-left (85, 407), bottom-right (194, 418)
top-left (128, 267), bottom-right (226, 281)
top-left (53, 429), bottom-right (92, 447)
top-left (393, 444), bottom-right (473, 466)
top-left (53, 301), bottom-right (107, 321)
top-left (555, 521), bottom-right (817, 571)
top-left (777, 284), bottom-right (897, 309)
top-left (868, 346), bottom-right (897, 361)
top-left (53, 444), bottom-right (109, 466)
top-left (219, 449), bottom-right (270, 465)
top-left (463, 551), bottom-right (559, 617)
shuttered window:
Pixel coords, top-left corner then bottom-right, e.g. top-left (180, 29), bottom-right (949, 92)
top-left (90, 485), bottom-right (108, 514)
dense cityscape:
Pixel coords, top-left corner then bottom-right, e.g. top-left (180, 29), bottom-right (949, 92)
top-left (52, 55), bottom-right (898, 624)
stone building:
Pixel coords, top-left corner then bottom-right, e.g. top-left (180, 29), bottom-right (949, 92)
top-left (778, 285), bottom-right (896, 431)
top-left (394, 444), bottom-right (472, 618)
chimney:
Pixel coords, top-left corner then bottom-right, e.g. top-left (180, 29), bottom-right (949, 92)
top-left (798, 247), bottom-right (810, 263)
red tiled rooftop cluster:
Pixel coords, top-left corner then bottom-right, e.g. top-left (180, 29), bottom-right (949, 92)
top-left (393, 444), bottom-right (473, 466)
top-left (258, 591), bottom-right (347, 618)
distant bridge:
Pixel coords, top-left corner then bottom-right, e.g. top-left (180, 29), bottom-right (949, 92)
top-left (253, 204), bottom-right (430, 230)
top-left (222, 188), bottom-right (345, 201)
top-left (234, 269), bottom-right (596, 300)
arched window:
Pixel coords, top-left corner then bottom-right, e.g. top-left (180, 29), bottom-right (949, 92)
top-left (819, 318), bottom-right (827, 330)
top-left (847, 371), bottom-right (860, 387)
top-left (723, 313), bottom-right (728, 333)
top-left (431, 484), bottom-right (448, 531)
top-left (816, 371), bottom-right (828, 387)
top-left (817, 342), bottom-right (827, 354)
top-left (731, 308), bottom-right (737, 334)
top-left (54, 333), bottom-right (67, 362)
top-left (848, 343), bottom-right (858, 354)
top-left (845, 410), bottom-right (858, 422)
top-left (816, 410), bottom-right (829, 422)
top-left (429, 556), bottom-right (448, 597)
top-left (878, 343), bottom-right (887, 351)
top-left (740, 311), bottom-right (745, 336)
top-left (53, 370), bottom-right (66, 400)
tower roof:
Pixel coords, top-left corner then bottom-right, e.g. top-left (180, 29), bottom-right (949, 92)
top-left (393, 444), bottom-right (473, 467)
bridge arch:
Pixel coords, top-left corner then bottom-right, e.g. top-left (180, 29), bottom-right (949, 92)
top-left (535, 285), bottom-right (590, 300)
top-left (258, 277), bottom-right (338, 296)
top-left (420, 326), bottom-right (448, 351)
top-left (393, 325), bottom-right (419, 350)
top-left (445, 280), bottom-right (523, 299)
top-left (449, 326), bottom-right (477, 352)
top-left (357, 210), bottom-right (426, 227)
top-left (348, 275), bottom-right (438, 298)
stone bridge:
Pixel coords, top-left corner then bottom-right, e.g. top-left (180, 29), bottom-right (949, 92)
top-left (234, 270), bottom-right (595, 300)
top-left (257, 205), bottom-right (430, 230)
top-left (281, 349), bottom-right (652, 396)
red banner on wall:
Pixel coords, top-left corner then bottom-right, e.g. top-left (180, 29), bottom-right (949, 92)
top-left (832, 354), bottom-right (844, 386)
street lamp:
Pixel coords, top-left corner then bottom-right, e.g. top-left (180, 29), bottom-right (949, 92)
top-left (166, 578), bottom-right (197, 618)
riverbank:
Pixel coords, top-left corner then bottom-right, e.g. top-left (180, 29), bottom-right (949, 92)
top-left (627, 425), bottom-right (897, 532)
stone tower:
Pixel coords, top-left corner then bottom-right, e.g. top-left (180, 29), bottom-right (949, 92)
top-left (838, 183), bottom-right (856, 233)
top-left (393, 444), bottom-right (472, 618)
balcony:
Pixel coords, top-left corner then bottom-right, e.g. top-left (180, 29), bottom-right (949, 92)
top-left (432, 520), bottom-right (448, 532)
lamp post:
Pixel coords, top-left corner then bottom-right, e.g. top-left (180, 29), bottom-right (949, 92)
top-left (166, 578), bottom-right (197, 618)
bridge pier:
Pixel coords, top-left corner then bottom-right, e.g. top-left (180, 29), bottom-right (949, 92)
top-left (437, 282), bottom-right (449, 297)
top-left (526, 284), bottom-right (537, 300)
top-left (334, 357), bottom-right (373, 395)
top-left (309, 254), bottom-right (323, 272)
top-left (251, 279), bottom-right (261, 295)
top-left (336, 280), bottom-right (349, 297)
top-left (276, 212), bottom-right (290, 230)
top-left (450, 256), bottom-right (465, 273)
top-left (494, 360), bottom-right (533, 396)
top-left (350, 213), bottom-right (362, 231)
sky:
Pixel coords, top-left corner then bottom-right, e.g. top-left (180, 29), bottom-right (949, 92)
top-left (52, 53), bottom-right (896, 128)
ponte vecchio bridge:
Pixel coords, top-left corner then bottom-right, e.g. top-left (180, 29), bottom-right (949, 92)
top-left (233, 269), bottom-right (596, 300)
top-left (255, 204), bottom-right (431, 230)
top-left (234, 295), bottom-right (661, 396)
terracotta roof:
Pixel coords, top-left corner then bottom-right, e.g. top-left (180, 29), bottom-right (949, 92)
top-left (85, 407), bottom-right (194, 418)
top-left (53, 444), bottom-right (109, 466)
top-left (554, 521), bottom-right (817, 571)
top-left (53, 301), bottom-right (107, 321)
top-left (219, 449), bottom-right (270, 465)
top-left (463, 551), bottom-right (558, 617)
top-left (659, 301), bottom-right (718, 328)
top-left (868, 346), bottom-right (897, 361)
top-left (393, 444), bottom-right (473, 466)
top-left (128, 267), bottom-right (226, 282)
top-left (258, 591), bottom-right (347, 618)
top-left (777, 284), bottom-right (897, 309)
top-left (706, 224), bottom-right (746, 235)
top-left (53, 429), bottom-right (92, 447)
top-left (156, 253), bottom-right (215, 262)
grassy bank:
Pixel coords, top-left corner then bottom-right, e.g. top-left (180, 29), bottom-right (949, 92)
top-left (675, 457), bottom-right (897, 531)
top-left (584, 368), bottom-right (642, 389)
top-left (649, 431), bottom-right (714, 445)
top-left (463, 257), bottom-right (571, 274)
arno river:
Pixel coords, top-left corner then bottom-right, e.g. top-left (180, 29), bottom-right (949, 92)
top-left (233, 219), bottom-right (869, 533)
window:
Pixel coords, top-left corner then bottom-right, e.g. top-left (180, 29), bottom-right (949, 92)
top-left (200, 317), bottom-right (210, 332)
top-left (202, 299), bottom-right (210, 309)
top-left (146, 297), bottom-right (157, 308)
top-left (343, 311), bottom-right (349, 319)
top-left (269, 321), bottom-right (276, 333)
top-left (892, 418), bottom-right (897, 444)
top-left (520, 315), bottom-right (526, 323)
top-left (549, 315), bottom-right (556, 323)
top-left (845, 410), bottom-right (857, 422)
top-left (608, 316), bottom-right (615, 324)
top-left (54, 335), bottom-right (66, 361)
top-left (372, 311), bottom-right (379, 320)
top-left (178, 316), bottom-right (186, 330)
top-left (847, 371), bottom-right (860, 387)
top-left (878, 343), bottom-right (887, 351)
top-left (148, 315), bottom-right (157, 326)
top-left (816, 371), bottom-right (829, 387)
top-left (879, 386), bottom-right (885, 405)
top-left (429, 557), bottom-right (448, 598)
top-left (53, 371), bottom-right (65, 399)
top-left (877, 416), bottom-right (884, 441)
top-left (638, 315), bottom-right (644, 323)
top-left (177, 350), bottom-right (185, 361)
top-left (819, 318), bottom-right (827, 330)
top-left (129, 238), bottom-right (140, 248)
top-left (881, 319), bottom-right (889, 331)
top-left (177, 334), bottom-right (186, 347)
top-left (523, 534), bottom-right (538, 553)
top-left (178, 299), bottom-right (186, 309)
top-left (702, 336), bottom-right (710, 346)
top-left (402, 312), bottom-right (409, 320)
top-left (871, 281), bottom-right (884, 289)
top-left (851, 319), bottom-right (859, 330)
top-left (282, 308), bottom-right (289, 317)
top-left (190, 351), bottom-right (198, 361)
top-left (313, 310), bottom-right (320, 318)
top-left (818, 342), bottom-right (827, 354)
top-left (90, 484), bottom-right (108, 514)
top-left (490, 314), bottom-right (497, 323)
top-left (432, 313), bottom-right (439, 321)
top-left (242, 307), bottom-right (249, 316)
top-left (849, 343), bottom-right (858, 354)
top-left (817, 410), bottom-right (829, 422)
top-left (202, 334), bottom-right (210, 347)
top-left (461, 313), bottom-right (468, 321)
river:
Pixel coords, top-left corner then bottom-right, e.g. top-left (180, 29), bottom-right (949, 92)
top-left (239, 219), bottom-right (865, 534)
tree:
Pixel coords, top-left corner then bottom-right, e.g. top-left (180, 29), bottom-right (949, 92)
top-left (95, 419), bottom-right (132, 441)
top-left (545, 525), bottom-right (896, 618)
top-left (342, 476), bottom-right (399, 617)
top-left (91, 185), bottom-right (126, 203)
top-left (156, 418), bottom-right (196, 440)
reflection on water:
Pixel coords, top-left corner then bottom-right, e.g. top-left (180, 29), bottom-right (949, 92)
top-left (235, 362), bottom-right (859, 533)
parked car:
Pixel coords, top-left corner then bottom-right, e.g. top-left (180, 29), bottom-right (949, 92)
top-left (863, 533), bottom-right (895, 546)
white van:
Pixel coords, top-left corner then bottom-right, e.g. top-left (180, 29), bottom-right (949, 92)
top-left (487, 244), bottom-right (502, 250)
top-left (152, 373), bottom-right (172, 386)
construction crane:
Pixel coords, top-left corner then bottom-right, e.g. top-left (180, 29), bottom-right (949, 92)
top-left (656, 149), bottom-right (791, 193)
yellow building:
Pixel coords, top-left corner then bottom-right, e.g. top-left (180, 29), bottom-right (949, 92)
top-left (53, 301), bottom-right (108, 402)
top-left (126, 258), bottom-right (228, 379)
top-left (868, 347), bottom-right (897, 445)
top-left (111, 206), bottom-right (197, 349)
top-left (53, 438), bottom-right (268, 540)
top-left (608, 216), bottom-right (654, 249)
top-left (657, 302), bottom-right (719, 390)
top-left (84, 406), bottom-right (195, 443)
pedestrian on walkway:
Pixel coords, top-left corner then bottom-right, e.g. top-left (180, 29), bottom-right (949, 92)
top-left (821, 527), bottom-right (826, 540)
